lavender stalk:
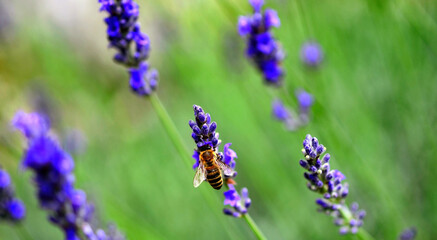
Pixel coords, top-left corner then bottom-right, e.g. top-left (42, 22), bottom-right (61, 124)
top-left (299, 134), bottom-right (374, 239)
top-left (189, 105), bottom-right (266, 240)
top-left (12, 111), bottom-right (124, 240)
top-left (238, 0), bottom-right (314, 130)
top-left (99, 0), bottom-right (158, 96)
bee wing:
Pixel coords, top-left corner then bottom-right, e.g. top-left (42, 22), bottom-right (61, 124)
top-left (193, 163), bottom-right (207, 188)
top-left (217, 160), bottom-right (235, 177)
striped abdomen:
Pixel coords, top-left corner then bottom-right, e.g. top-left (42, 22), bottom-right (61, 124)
top-left (200, 149), bottom-right (223, 190)
top-left (206, 167), bottom-right (223, 190)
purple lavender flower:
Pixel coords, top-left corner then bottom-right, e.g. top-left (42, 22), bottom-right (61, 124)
top-left (272, 99), bottom-right (290, 121)
top-left (296, 90), bottom-right (314, 124)
top-left (301, 42), bottom-right (323, 67)
top-left (0, 167), bottom-right (26, 222)
top-left (223, 184), bottom-right (251, 218)
top-left (13, 111), bottom-right (123, 239)
top-left (271, 99), bottom-right (300, 131)
top-left (12, 110), bottom-right (49, 140)
top-left (299, 134), bottom-right (365, 235)
top-left (238, 0), bottom-right (284, 85)
top-left (99, 0), bottom-right (159, 96)
top-left (398, 227), bottom-right (417, 240)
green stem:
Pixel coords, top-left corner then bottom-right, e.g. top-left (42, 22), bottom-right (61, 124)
top-left (16, 224), bottom-right (35, 240)
top-left (148, 93), bottom-right (268, 240)
top-left (243, 214), bottom-right (267, 240)
top-left (149, 94), bottom-right (193, 167)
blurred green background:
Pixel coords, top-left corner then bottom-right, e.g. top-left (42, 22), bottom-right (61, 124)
top-left (0, 0), bottom-right (436, 239)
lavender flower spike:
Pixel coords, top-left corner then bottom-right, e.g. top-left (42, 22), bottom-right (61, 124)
top-left (0, 167), bottom-right (26, 222)
top-left (238, 0), bottom-right (284, 85)
top-left (13, 111), bottom-right (123, 240)
top-left (99, 0), bottom-right (159, 96)
top-left (189, 105), bottom-right (251, 216)
top-left (299, 134), bottom-right (365, 235)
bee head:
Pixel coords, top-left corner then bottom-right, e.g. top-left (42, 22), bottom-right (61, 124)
top-left (198, 143), bottom-right (213, 152)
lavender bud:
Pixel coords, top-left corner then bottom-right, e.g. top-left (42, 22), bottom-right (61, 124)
top-left (201, 124), bottom-right (209, 135)
top-left (188, 120), bottom-right (196, 129)
top-left (310, 166), bottom-right (317, 173)
top-left (299, 160), bottom-right (309, 169)
top-left (209, 122), bottom-right (217, 133)
top-left (197, 112), bottom-right (206, 123)
top-left (323, 153), bottom-right (331, 163)
top-left (339, 226), bottom-right (349, 235)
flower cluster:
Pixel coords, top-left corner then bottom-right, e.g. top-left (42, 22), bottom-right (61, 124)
top-left (272, 90), bottom-right (314, 130)
top-left (398, 227), bottom-right (417, 240)
top-left (189, 105), bottom-right (251, 217)
top-left (223, 184), bottom-right (251, 218)
top-left (99, 0), bottom-right (158, 96)
top-left (301, 42), bottom-right (323, 68)
top-left (0, 167), bottom-right (26, 222)
top-left (13, 111), bottom-right (123, 240)
top-left (238, 0), bottom-right (284, 85)
top-left (299, 134), bottom-right (365, 234)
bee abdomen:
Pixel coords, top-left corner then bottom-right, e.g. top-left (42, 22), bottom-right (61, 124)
top-left (207, 169), bottom-right (223, 190)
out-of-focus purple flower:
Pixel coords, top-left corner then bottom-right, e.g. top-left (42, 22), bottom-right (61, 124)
top-left (129, 62), bottom-right (158, 96)
top-left (99, 0), bottom-right (159, 96)
top-left (299, 134), bottom-right (365, 235)
top-left (272, 99), bottom-right (290, 121)
top-left (0, 167), bottom-right (26, 222)
top-left (13, 111), bottom-right (123, 239)
top-left (398, 227), bottom-right (417, 240)
top-left (301, 42), bottom-right (323, 67)
top-left (297, 90), bottom-right (314, 110)
top-left (11, 111), bottom-right (49, 140)
top-left (296, 90), bottom-right (314, 124)
top-left (223, 184), bottom-right (251, 218)
top-left (238, 0), bottom-right (284, 85)
top-left (249, 0), bottom-right (264, 12)
top-left (271, 99), bottom-right (301, 131)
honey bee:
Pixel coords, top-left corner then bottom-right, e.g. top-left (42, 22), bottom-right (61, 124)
top-left (193, 144), bottom-right (235, 190)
